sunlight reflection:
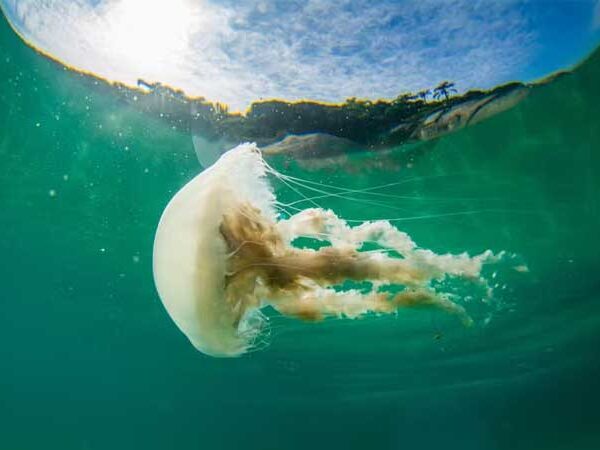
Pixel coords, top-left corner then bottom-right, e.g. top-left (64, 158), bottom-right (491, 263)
top-left (104, 0), bottom-right (196, 74)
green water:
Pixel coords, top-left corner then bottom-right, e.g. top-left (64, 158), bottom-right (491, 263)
top-left (1, 11), bottom-right (600, 450)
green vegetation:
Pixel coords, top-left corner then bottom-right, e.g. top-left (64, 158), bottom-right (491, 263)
top-left (103, 77), bottom-right (532, 151)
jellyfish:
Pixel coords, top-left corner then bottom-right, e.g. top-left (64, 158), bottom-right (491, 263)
top-left (153, 143), bottom-right (500, 357)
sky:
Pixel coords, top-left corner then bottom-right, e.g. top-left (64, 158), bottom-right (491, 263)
top-left (1, 0), bottom-right (599, 111)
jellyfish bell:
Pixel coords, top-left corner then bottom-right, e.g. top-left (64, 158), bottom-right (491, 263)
top-left (153, 142), bottom-right (501, 357)
top-left (153, 144), bottom-right (274, 357)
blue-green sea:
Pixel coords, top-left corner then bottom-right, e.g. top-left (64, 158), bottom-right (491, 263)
top-left (1, 9), bottom-right (600, 450)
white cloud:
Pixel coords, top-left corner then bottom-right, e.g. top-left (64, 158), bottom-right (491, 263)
top-left (2, 0), bottom-right (536, 110)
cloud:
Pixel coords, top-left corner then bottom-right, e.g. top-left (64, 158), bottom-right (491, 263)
top-left (2, 0), bottom-right (536, 110)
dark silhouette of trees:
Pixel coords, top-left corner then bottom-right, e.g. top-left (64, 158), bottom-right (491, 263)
top-left (117, 76), bottom-right (522, 150)
top-left (416, 89), bottom-right (430, 101)
top-left (432, 81), bottom-right (457, 101)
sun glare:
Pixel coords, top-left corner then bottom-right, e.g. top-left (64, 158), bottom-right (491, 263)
top-left (105, 0), bottom-right (196, 75)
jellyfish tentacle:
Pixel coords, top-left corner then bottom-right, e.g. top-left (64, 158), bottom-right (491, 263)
top-left (268, 285), bottom-right (472, 325)
top-left (272, 247), bottom-right (428, 287)
top-left (277, 208), bottom-right (417, 254)
top-left (277, 208), bottom-right (498, 281)
top-left (276, 208), bottom-right (350, 244)
top-left (347, 220), bottom-right (416, 254)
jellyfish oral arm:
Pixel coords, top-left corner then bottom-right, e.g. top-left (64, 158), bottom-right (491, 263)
top-left (268, 247), bottom-right (428, 287)
top-left (276, 208), bottom-right (494, 281)
top-left (267, 281), bottom-right (472, 325)
top-left (228, 205), bottom-right (487, 326)
top-left (277, 208), bottom-right (417, 254)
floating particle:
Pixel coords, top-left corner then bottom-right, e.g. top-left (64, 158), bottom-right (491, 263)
top-left (513, 265), bottom-right (529, 273)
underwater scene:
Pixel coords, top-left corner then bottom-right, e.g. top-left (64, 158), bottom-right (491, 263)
top-left (1, 1), bottom-right (600, 449)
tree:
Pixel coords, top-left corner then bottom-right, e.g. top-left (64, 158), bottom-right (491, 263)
top-left (432, 81), bottom-right (457, 101)
top-left (416, 89), bottom-right (430, 101)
